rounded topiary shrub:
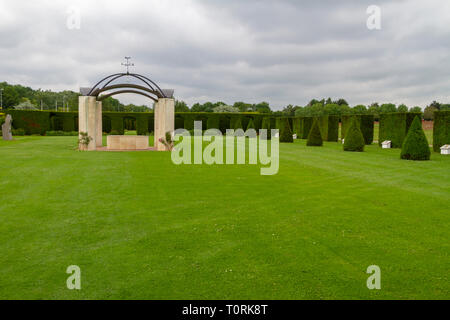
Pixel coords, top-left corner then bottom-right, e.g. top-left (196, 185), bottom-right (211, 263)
top-left (400, 116), bottom-right (430, 160)
top-left (306, 119), bottom-right (323, 146)
top-left (279, 117), bottom-right (293, 143)
top-left (343, 118), bottom-right (365, 152)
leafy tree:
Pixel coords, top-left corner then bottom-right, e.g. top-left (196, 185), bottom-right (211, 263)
top-left (400, 116), bottom-right (430, 160)
top-left (213, 105), bottom-right (239, 113)
top-left (254, 102), bottom-right (271, 113)
top-left (397, 104), bottom-right (408, 112)
top-left (352, 105), bottom-right (367, 114)
top-left (423, 105), bottom-right (438, 120)
top-left (380, 103), bottom-right (397, 113)
top-left (306, 119), bottom-right (323, 146)
top-left (175, 100), bottom-right (190, 112)
top-left (343, 117), bottom-right (365, 152)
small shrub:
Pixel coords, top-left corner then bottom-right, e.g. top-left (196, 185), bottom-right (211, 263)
top-left (343, 118), bottom-right (365, 152)
top-left (400, 116), bottom-right (430, 160)
top-left (306, 119), bottom-right (323, 146)
top-left (78, 132), bottom-right (92, 149)
top-left (279, 117), bottom-right (293, 143)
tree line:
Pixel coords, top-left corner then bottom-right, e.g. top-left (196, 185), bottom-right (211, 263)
top-left (1, 82), bottom-right (448, 119)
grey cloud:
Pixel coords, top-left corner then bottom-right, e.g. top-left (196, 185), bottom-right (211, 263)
top-left (0, 0), bottom-right (449, 109)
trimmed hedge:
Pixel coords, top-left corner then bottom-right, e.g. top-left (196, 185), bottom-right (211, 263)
top-left (261, 117), bottom-right (271, 140)
top-left (401, 116), bottom-right (430, 160)
top-left (2, 110), bottom-right (290, 136)
top-left (279, 117), bottom-right (293, 143)
top-left (306, 119), bottom-right (323, 146)
top-left (433, 110), bottom-right (450, 152)
top-left (292, 117), bottom-right (302, 138)
top-left (343, 118), bottom-right (365, 152)
top-left (342, 115), bottom-right (374, 144)
top-left (327, 115), bottom-right (339, 142)
top-left (379, 112), bottom-right (421, 148)
top-left (302, 117), bottom-right (313, 139)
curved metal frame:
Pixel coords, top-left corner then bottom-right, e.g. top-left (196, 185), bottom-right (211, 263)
top-left (87, 73), bottom-right (167, 101)
top-left (97, 90), bottom-right (158, 102)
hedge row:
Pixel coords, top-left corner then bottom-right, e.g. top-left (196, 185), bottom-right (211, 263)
top-left (296, 116), bottom-right (339, 141)
top-left (342, 115), bottom-right (374, 144)
top-left (3, 110), bottom-right (287, 135)
top-left (433, 110), bottom-right (450, 152)
top-left (379, 112), bottom-right (421, 148)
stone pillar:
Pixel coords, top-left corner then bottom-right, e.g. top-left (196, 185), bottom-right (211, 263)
top-left (78, 96), bottom-right (99, 151)
top-left (154, 98), bottom-right (175, 151)
top-left (96, 101), bottom-right (103, 148)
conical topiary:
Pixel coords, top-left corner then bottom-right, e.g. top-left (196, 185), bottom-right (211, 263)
top-left (234, 117), bottom-right (243, 131)
top-left (246, 118), bottom-right (255, 131)
top-left (400, 116), bottom-right (430, 160)
top-left (261, 117), bottom-right (271, 140)
top-left (306, 118), bottom-right (323, 146)
top-left (343, 117), bottom-right (365, 152)
top-left (279, 117), bottom-right (293, 143)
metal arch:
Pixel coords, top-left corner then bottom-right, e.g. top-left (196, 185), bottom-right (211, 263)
top-left (87, 73), bottom-right (124, 96)
top-left (91, 83), bottom-right (163, 99)
top-left (87, 73), bottom-right (167, 99)
top-left (97, 90), bottom-right (158, 102)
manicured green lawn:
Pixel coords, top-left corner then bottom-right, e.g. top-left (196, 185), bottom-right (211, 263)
top-left (0, 136), bottom-right (448, 299)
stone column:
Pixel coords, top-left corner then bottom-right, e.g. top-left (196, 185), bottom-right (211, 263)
top-left (96, 101), bottom-right (103, 148)
top-left (154, 98), bottom-right (175, 151)
top-left (78, 96), bottom-right (98, 151)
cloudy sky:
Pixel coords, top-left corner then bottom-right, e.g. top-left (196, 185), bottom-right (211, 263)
top-left (1, 0), bottom-right (449, 109)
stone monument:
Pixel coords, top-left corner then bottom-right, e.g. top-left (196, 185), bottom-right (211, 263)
top-left (2, 114), bottom-right (13, 141)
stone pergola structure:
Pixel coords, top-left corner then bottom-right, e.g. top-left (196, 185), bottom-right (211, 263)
top-left (78, 72), bottom-right (174, 151)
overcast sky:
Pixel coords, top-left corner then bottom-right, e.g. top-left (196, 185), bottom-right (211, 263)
top-left (1, 0), bottom-right (449, 109)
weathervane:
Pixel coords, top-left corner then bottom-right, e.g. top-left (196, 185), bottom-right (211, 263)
top-left (121, 56), bottom-right (134, 74)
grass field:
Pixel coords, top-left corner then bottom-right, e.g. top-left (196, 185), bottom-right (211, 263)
top-left (0, 136), bottom-right (449, 299)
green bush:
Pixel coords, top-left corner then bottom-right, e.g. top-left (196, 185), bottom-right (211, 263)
top-left (401, 116), bottom-right (430, 160)
top-left (279, 117), bottom-right (293, 143)
top-left (341, 115), bottom-right (373, 144)
top-left (343, 118), bottom-right (365, 152)
top-left (302, 117), bottom-right (313, 139)
top-left (110, 116), bottom-right (125, 135)
top-left (433, 110), bottom-right (450, 152)
top-left (379, 112), bottom-right (421, 148)
top-left (306, 119), bottom-right (323, 146)
top-left (327, 115), bottom-right (339, 142)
